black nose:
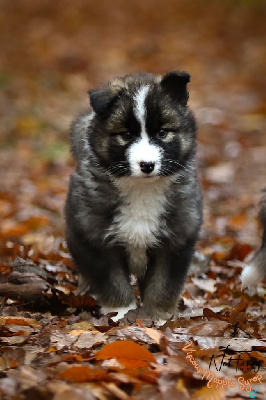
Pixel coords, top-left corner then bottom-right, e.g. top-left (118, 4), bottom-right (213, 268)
top-left (139, 161), bottom-right (155, 174)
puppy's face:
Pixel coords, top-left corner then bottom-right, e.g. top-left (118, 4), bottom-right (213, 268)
top-left (88, 72), bottom-right (197, 179)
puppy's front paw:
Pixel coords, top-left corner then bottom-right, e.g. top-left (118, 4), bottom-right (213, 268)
top-left (143, 306), bottom-right (178, 324)
top-left (101, 302), bottom-right (137, 322)
top-left (241, 263), bottom-right (264, 288)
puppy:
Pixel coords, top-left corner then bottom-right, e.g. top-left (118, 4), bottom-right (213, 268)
top-left (65, 71), bottom-right (203, 320)
top-left (241, 192), bottom-right (266, 287)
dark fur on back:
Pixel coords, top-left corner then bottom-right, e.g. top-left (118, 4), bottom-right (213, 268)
top-left (65, 71), bottom-right (203, 320)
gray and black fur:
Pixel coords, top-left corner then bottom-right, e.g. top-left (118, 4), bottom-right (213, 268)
top-left (65, 71), bottom-right (203, 320)
top-left (241, 191), bottom-right (266, 287)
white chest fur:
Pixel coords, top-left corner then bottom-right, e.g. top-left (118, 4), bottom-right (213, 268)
top-left (105, 177), bottom-right (171, 275)
top-left (113, 176), bottom-right (171, 246)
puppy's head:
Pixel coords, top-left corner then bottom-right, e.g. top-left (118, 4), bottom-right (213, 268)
top-left (88, 71), bottom-right (197, 179)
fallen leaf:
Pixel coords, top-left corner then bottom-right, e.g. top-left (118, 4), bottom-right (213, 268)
top-left (102, 382), bottom-right (130, 399)
top-left (58, 365), bottom-right (111, 383)
top-left (96, 340), bottom-right (156, 368)
top-left (58, 292), bottom-right (96, 308)
top-left (191, 278), bottom-right (217, 293)
top-left (226, 243), bottom-right (253, 261)
top-left (143, 327), bottom-right (163, 345)
top-left (74, 332), bottom-right (106, 349)
top-left (68, 320), bottom-right (96, 332)
top-left (0, 357), bottom-right (20, 371)
top-left (61, 354), bottom-right (84, 362)
top-left (188, 320), bottom-right (229, 336)
top-left (0, 317), bottom-right (40, 327)
top-left (175, 377), bottom-right (190, 397)
top-left (193, 385), bottom-right (226, 400)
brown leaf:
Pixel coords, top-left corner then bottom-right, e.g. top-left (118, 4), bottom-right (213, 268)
top-left (58, 292), bottom-right (96, 308)
top-left (74, 332), bottom-right (106, 349)
top-left (188, 320), bottom-right (229, 336)
top-left (203, 308), bottom-right (223, 321)
top-left (68, 321), bottom-right (96, 333)
top-left (0, 357), bottom-right (20, 371)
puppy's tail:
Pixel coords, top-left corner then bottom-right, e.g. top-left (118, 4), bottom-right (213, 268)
top-left (70, 112), bottom-right (94, 161)
top-left (241, 191), bottom-right (266, 288)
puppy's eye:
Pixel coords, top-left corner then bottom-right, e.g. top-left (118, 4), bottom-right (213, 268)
top-left (120, 132), bottom-right (132, 141)
top-left (158, 129), bottom-right (168, 139)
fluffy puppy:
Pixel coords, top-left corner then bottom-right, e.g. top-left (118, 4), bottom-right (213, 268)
top-left (65, 71), bottom-right (203, 320)
top-left (241, 192), bottom-right (266, 287)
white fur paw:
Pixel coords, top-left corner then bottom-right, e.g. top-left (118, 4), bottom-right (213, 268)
top-left (241, 264), bottom-right (264, 289)
top-left (154, 318), bottom-right (168, 327)
top-left (100, 303), bottom-right (137, 322)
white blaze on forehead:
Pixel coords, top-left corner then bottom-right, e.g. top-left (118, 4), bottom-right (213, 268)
top-left (133, 85), bottom-right (150, 136)
top-left (130, 85), bottom-right (162, 176)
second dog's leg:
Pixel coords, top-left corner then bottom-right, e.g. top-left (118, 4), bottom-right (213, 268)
top-left (241, 193), bottom-right (266, 287)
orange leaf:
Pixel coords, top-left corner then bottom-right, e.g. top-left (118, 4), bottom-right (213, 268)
top-left (228, 214), bottom-right (247, 229)
top-left (62, 354), bottom-right (84, 362)
top-left (0, 317), bottom-right (40, 327)
top-left (136, 319), bottom-right (145, 328)
top-left (227, 243), bottom-right (253, 261)
top-left (117, 358), bottom-right (151, 368)
top-left (46, 347), bottom-right (57, 353)
top-left (96, 340), bottom-right (156, 368)
top-left (0, 221), bottom-right (29, 237)
top-left (58, 365), bottom-right (110, 383)
top-left (24, 215), bottom-right (49, 230)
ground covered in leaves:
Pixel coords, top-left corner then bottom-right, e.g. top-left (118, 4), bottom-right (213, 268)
top-left (0, 1), bottom-right (266, 399)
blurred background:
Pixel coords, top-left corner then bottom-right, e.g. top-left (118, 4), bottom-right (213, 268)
top-left (0, 0), bottom-right (266, 257)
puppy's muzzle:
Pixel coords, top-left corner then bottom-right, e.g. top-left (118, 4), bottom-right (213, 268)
top-left (139, 161), bottom-right (155, 174)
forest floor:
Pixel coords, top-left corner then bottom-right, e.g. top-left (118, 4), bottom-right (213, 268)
top-left (0, 1), bottom-right (266, 399)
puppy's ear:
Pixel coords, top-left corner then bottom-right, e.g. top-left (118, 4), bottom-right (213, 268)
top-left (88, 85), bottom-right (122, 114)
top-left (161, 71), bottom-right (190, 106)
